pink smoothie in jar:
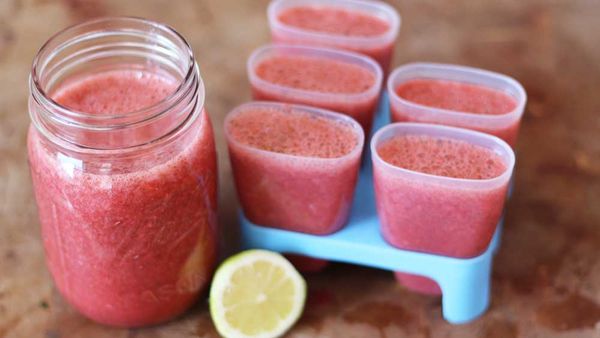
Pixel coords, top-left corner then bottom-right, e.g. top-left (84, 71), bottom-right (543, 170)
top-left (225, 102), bottom-right (364, 235)
top-left (371, 123), bottom-right (514, 295)
top-left (268, 0), bottom-right (401, 74)
top-left (388, 63), bottom-right (527, 147)
top-left (248, 44), bottom-right (382, 134)
top-left (28, 18), bottom-right (217, 327)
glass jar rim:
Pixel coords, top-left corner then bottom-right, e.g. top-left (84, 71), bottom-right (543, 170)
top-left (29, 16), bottom-right (206, 154)
top-left (30, 16), bottom-right (199, 129)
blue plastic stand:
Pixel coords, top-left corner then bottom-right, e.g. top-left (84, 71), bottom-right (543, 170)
top-left (239, 93), bottom-right (502, 324)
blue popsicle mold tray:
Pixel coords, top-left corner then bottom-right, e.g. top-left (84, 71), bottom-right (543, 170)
top-left (239, 93), bottom-right (502, 324)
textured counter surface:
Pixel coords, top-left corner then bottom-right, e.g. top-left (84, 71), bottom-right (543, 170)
top-left (0, 0), bottom-right (599, 337)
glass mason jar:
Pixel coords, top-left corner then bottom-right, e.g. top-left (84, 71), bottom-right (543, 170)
top-left (28, 17), bottom-right (218, 327)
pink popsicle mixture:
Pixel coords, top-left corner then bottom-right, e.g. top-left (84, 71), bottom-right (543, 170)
top-left (274, 6), bottom-right (394, 72)
top-left (55, 70), bottom-right (176, 115)
top-left (253, 54), bottom-right (378, 133)
top-left (392, 79), bottom-right (520, 146)
top-left (255, 55), bottom-right (375, 94)
top-left (28, 70), bottom-right (218, 327)
top-left (374, 135), bottom-right (508, 294)
top-left (377, 135), bottom-right (506, 180)
top-left (227, 106), bottom-right (357, 158)
top-left (227, 105), bottom-right (361, 235)
top-left (278, 6), bottom-right (389, 37)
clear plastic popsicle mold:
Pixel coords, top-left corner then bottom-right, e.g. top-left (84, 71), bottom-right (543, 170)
top-left (371, 122), bottom-right (514, 260)
top-left (267, 0), bottom-right (400, 72)
top-left (224, 101), bottom-right (365, 168)
top-left (387, 62), bottom-right (527, 146)
top-left (239, 93), bottom-right (508, 324)
top-left (225, 101), bottom-right (365, 164)
top-left (248, 44), bottom-right (383, 106)
top-left (226, 101), bottom-right (364, 235)
top-left (371, 123), bottom-right (515, 195)
top-left (247, 44), bottom-right (382, 132)
top-left (372, 123), bottom-right (514, 294)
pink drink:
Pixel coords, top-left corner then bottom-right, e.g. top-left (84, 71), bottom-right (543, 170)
top-left (255, 55), bottom-right (375, 95)
top-left (372, 123), bottom-right (514, 294)
top-left (278, 7), bottom-right (389, 37)
top-left (28, 69), bottom-right (217, 326)
top-left (268, 0), bottom-right (400, 74)
top-left (226, 102), bottom-right (363, 235)
top-left (396, 80), bottom-right (517, 116)
top-left (377, 135), bottom-right (507, 255)
top-left (388, 63), bottom-right (527, 147)
top-left (248, 45), bottom-right (382, 134)
top-left (394, 80), bottom-right (518, 145)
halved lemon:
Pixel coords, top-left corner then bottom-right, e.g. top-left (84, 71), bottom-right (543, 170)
top-left (209, 250), bottom-right (307, 338)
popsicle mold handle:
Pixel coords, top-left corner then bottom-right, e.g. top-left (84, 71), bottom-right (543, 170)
top-left (240, 212), bottom-right (500, 324)
top-left (438, 256), bottom-right (492, 324)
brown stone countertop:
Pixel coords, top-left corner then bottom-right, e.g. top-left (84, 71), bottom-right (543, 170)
top-left (0, 0), bottom-right (599, 337)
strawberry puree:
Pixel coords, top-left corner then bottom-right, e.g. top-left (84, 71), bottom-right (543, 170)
top-left (274, 5), bottom-right (395, 72)
top-left (226, 104), bottom-right (362, 235)
top-left (227, 105), bottom-right (357, 158)
top-left (252, 54), bottom-right (379, 133)
top-left (374, 135), bottom-right (509, 294)
top-left (395, 79), bottom-right (517, 116)
top-left (392, 79), bottom-right (520, 146)
top-left (255, 55), bottom-right (375, 94)
top-left (54, 70), bottom-right (177, 115)
top-left (28, 70), bottom-right (218, 327)
top-left (278, 6), bottom-right (389, 37)
top-left (377, 135), bottom-right (506, 180)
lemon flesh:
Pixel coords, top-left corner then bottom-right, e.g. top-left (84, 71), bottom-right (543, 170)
top-left (210, 250), bottom-right (306, 338)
